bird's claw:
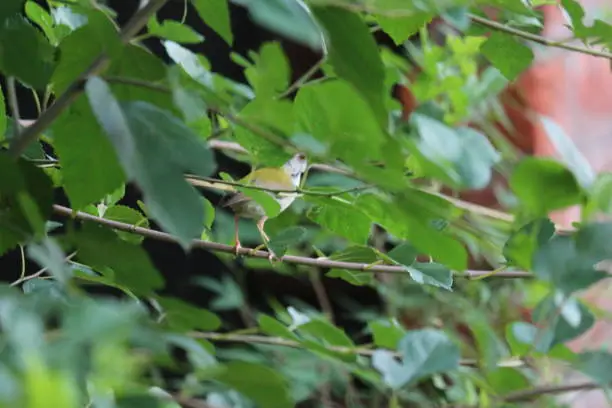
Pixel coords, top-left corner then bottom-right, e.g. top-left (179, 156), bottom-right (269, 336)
top-left (233, 241), bottom-right (243, 257)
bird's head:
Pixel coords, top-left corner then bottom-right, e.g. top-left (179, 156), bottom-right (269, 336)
top-left (283, 152), bottom-right (308, 178)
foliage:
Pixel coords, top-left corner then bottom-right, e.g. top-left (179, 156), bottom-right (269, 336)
top-left (1, 0), bottom-right (612, 407)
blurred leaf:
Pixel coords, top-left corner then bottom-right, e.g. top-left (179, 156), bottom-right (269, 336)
top-left (192, 0), bottom-right (233, 45)
top-left (306, 197), bottom-right (371, 244)
top-left (575, 222), bottom-right (612, 262)
top-left (510, 157), bottom-right (583, 215)
top-left (70, 223), bottom-right (164, 295)
top-left (23, 356), bottom-right (79, 408)
top-left (213, 361), bottom-right (293, 408)
top-left (268, 226), bottom-right (307, 257)
top-left (372, 329), bottom-right (460, 389)
top-left (541, 117), bottom-right (595, 189)
top-left (298, 318), bottom-right (355, 348)
top-left (503, 218), bottom-right (555, 270)
top-left (147, 16), bottom-right (203, 43)
top-left (26, 237), bottom-right (70, 285)
top-left (236, 0), bottom-right (323, 51)
top-left (85, 77), bottom-right (216, 248)
top-left (103, 205), bottom-right (149, 244)
top-left (573, 350), bottom-right (612, 385)
top-left (376, 12), bottom-right (433, 45)
top-left (532, 235), bottom-right (608, 295)
top-left (485, 368), bottom-right (530, 394)
top-left (25, 1), bottom-right (58, 45)
top-left (312, 7), bottom-right (386, 124)
top-left (370, 319), bottom-right (406, 349)
top-left (245, 42), bottom-right (290, 100)
top-left (156, 296), bottom-right (221, 332)
top-left (258, 314), bottom-right (300, 341)
top-left (195, 275), bottom-right (245, 311)
top-left (481, 32), bottom-right (533, 81)
top-left (387, 243), bottom-right (453, 289)
top-left (327, 245), bottom-right (378, 285)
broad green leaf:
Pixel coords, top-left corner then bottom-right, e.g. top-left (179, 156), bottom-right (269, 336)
top-left (237, 0), bottom-right (323, 51)
top-left (155, 296), bottom-right (221, 332)
top-left (268, 226), bottom-right (307, 257)
top-left (481, 32), bottom-right (533, 81)
top-left (541, 116), bottom-right (595, 189)
top-left (372, 329), bottom-right (460, 389)
top-left (26, 237), bottom-right (71, 285)
top-left (510, 157), bottom-right (583, 215)
top-left (387, 242), bottom-right (453, 289)
top-left (294, 80), bottom-right (387, 165)
top-left (298, 318), bottom-right (355, 348)
top-left (312, 7), bottom-right (387, 124)
top-left (23, 356), bottom-right (79, 408)
top-left (85, 77), bottom-right (216, 248)
top-left (214, 363), bottom-right (293, 407)
top-left (486, 368), bottom-right (530, 394)
top-left (532, 235), bottom-right (608, 295)
top-left (369, 319), bottom-right (406, 349)
top-left (51, 9), bottom-right (122, 94)
top-left (50, 97), bottom-right (126, 209)
top-left (192, 0), bottom-right (233, 45)
top-left (575, 222), bottom-right (612, 263)
top-left (327, 245), bottom-right (378, 285)
top-left (375, 12), bottom-right (433, 45)
top-left (306, 197), bottom-right (371, 244)
top-left (147, 16), bottom-right (204, 43)
top-left (258, 314), bottom-right (300, 341)
top-left (245, 42), bottom-right (290, 100)
top-left (70, 223), bottom-right (164, 295)
top-left (0, 14), bottom-right (55, 90)
top-left (25, 1), bottom-right (58, 45)
top-left (455, 127), bottom-right (501, 189)
top-left (103, 205), bottom-right (150, 244)
top-left (503, 218), bottom-right (555, 270)
top-left (573, 350), bottom-right (612, 385)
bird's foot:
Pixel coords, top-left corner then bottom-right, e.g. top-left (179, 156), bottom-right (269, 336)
top-left (232, 241), bottom-right (243, 257)
top-left (247, 244), bottom-right (265, 257)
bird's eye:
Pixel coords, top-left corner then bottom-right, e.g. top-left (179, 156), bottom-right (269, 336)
top-left (297, 153), bottom-right (306, 160)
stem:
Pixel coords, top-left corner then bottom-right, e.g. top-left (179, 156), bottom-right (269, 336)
top-left (51, 204), bottom-right (534, 279)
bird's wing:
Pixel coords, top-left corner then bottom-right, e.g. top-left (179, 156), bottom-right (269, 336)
top-left (222, 168), bottom-right (293, 209)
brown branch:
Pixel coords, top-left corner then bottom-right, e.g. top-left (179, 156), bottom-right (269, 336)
top-left (51, 204), bottom-right (532, 278)
top-left (502, 381), bottom-right (604, 402)
top-left (190, 331), bottom-right (525, 369)
top-left (7, 0), bottom-right (171, 159)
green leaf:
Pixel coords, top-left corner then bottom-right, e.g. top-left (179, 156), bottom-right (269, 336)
top-left (0, 83), bottom-right (5, 138)
top-left (268, 226), bottom-right (307, 257)
top-left (294, 80), bottom-right (387, 166)
top-left (237, 0), bottom-right (323, 51)
top-left (191, 0), bottom-right (233, 45)
top-left (327, 245), bottom-right (378, 285)
top-left (51, 9), bottom-right (122, 94)
top-left (85, 77), bottom-right (216, 248)
top-left (0, 14), bottom-right (56, 90)
top-left (312, 7), bottom-right (387, 124)
top-left (387, 242), bottom-right (454, 289)
top-left (258, 314), bottom-right (300, 341)
top-left (50, 97), bottom-right (126, 209)
top-left (372, 329), bottom-right (461, 389)
top-left (298, 318), bottom-right (355, 348)
top-left (532, 235), bottom-right (608, 295)
top-left (103, 205), bottom-right (149, 244)
top-left (503, 218), bottom-right (555, 270)
top-left (195, 275), bottom-right (244, 310)
top-left (147, 16), bottom-right (204, 43)
top-left (70, 223), bottom-right (165, 295)
top-left (454, 127), bottom-right (501, 189)
top-left (575, 222), bottom-right (612, 263)
top-left (26, 237), bottom-right (71, 285)
top-left (540, 116), bottom-right (595, 189)
top-left (481, 32), bottom-right (534, 81)
top-left (306, 197), bottom-right (371, 244)
top-left (375, 12), bottom-right (433, 45)
top-left (369, 319), bottom-right (406, 349)
top-left (213, 361), bottom-right (293, 408)
top-left (245, 42), bottom-right (290, 100)
top-left (155, 296), bottom-right (221, 332)
top-left (573, 350), bottom-right (612, 385)
top-left (25, 1), bottom-right (58, 45)
top-left (510, 157), bottom-right (583, 215)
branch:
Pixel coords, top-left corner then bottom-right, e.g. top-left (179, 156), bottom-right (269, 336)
top-left (51, 204), bottom-right (532, 279)
top-left (190, 331), bottom-right (525, 369)
top-left (469, 14), bottom-right (612, 61)
top-left (7, 0), bottom-right (170, 159)
top-left (502, 381), bottom-right (604, 402)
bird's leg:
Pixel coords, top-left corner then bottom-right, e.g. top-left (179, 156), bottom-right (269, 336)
top-left (232, 215), bottom-right (242, 256)
top-left (255, 216), bottom-right (277, 262)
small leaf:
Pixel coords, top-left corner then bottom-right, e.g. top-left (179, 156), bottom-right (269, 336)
top-left (147, 16), bottom-right (203, 43)
top-left (155, 296), bottom-right (221, 332)
top-left (298, 318), bottom-right (355, 348)
top-left (306, 197), bottom-right (371, 244)
top-left (213, 362), bottom-right (293, 408)
top-left (405, 262), bottom-right (453, 290)
top-left (510, 157), bottom-right (583, 215)
top-left (26, 237), bottom-right (71, 285)
top-left (372, 329), bottom-right (460, 389)
top-left (573, 350), bottom-right (612, 385)
top-left (481, 32), bottom-right (534, 81)
top-left (258, 314), bottom-right (300, 341)
top-left (104, 205), bottom-right (149, 244)
top-left (503, 218), bottom-right (555, 270)
top-left (268, 226), bottom-right (307, 257)
top-left (370, 319), bottom-right (406, 349)
top-left (191, 0), bottom-right (233, 45)
top-left (376, 12), bottom-right (433, 45)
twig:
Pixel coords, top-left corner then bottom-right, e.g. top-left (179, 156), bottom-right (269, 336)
top-left (309, 270), bottom-right (335, 323)
top-left (51, 204), bottom-right (532, 279)
top-left (7, 0), bottom-right (171, 159)
top-left (502, 381), bottom-right (604, 402)
top-left (277, 57), bottom-right (326, 99)
top-left (468, 13), bottom-right (612, 61)
top-left (6, 77), bottom-right (22, 136)
top-left (10, 251), bottom-right (78, 287)
top-left (190, 331), bottom-right (525, 368)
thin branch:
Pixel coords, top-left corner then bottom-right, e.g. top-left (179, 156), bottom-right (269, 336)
top-left (502, 381), bottom-right (604, 402)
top-left (7, 77), bottom-right (22, 136)
top-left (277, 57), bottom-right (326, 99)
top-left (10, 251), bottom-right (78, 287)
top-left (51, 204), bottom-right (532, 279)
top-left (190, 331), bottom-right (525, 369)
top-left (468, 13), bottom-right (612, 61)
top-left (7, 0), bottom-right (170, 159)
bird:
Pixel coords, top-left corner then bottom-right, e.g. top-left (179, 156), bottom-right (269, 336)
top-left (193, 152), bottom-right (308, 260)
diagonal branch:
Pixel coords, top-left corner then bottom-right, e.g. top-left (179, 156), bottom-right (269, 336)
top-left (51, 204), bottom-right (532, 279)
top-left (7, 0), bottom-right (170, 159)
top-left (502, 380), bottom-right (604, 402)
top-left (190, 331), bottom-right (525, 368)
